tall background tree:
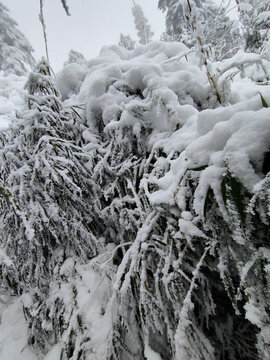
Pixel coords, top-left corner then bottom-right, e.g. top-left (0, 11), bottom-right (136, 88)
top-left (132, 1), bottom-right (154, 45)
top-left (64, 49), bottom-right (87, 66)
top-left (0, 2), bottom-right (35, 75)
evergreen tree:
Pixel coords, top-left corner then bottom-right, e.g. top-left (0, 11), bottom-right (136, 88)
top-left (236, 0), bottom-right (270, 53)
top-left (0, 58), bottom-right (100, 290)
top-left (0, 59), bottom-right (102, 355)
top-left (132, 2), bottom-right (154, 45)
top-left (64, 49), bottom-right (87, 66)
top-left (118, 33), bottom-right (136, 50)
top-left (0, 2), bottom-right (35, 75)
top-left (0, 58), bottom-right (105, 356)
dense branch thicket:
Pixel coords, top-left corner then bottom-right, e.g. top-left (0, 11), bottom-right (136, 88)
top-left (0, 41), bottom-right (270, 359)
top-left (0, 1), bottom-right (270, 360)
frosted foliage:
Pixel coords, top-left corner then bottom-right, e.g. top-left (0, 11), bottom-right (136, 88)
top-left (0, 58), bottom-right (100, 314)
top-left (159, 0), bottom-right (242, 60)
top-left (63, 49), bottom-right (87, 66)
top-left (0, 2), bottom-right (35, 75)
top-left (158, 0), bottom-right (202, 47)
top-left (119, 33), bottom-right (136, 50)
top-left (0, 41), bottom-right (270, 359)
top-left (236, 0), bottom-right (270, 54)
top-left (132, 4), bottom-right (154, 45)
top-left (0, 71), bottom-right (26, 131)
top-left (203, 2), bottom-right (242, 61)
top-left (56, 63), bottom-right (87, 100)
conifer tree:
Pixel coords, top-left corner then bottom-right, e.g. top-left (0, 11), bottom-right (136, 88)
top-left (118, 33), bottom-right (136, 50)
top-left (0, 58), bottom-right (103, 356)
top-left (132, 1), bottom-right (154, 45)
top-left (0, 2), bottom-right (35, 75)
top-left (64, 49), bottom-right (87, 66)
top-left (0, 57), bottom-right (99, 296)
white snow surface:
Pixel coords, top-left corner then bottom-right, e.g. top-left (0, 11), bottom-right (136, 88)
top-left (0, 294), bottom-right (36, 360)
top-left (56, 63), bottom-right (88, 100)
top-left (0, 258), bottom-right (114, 360)
top-left (0, 71), bottom-right (26, 132)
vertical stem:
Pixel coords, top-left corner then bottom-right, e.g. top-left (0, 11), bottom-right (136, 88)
top-left (39, 0), bottom-right (50, 64)
top-left (186, 0), bottom-right (222, 104)
top-left (197, 36), bottom-right (222, 104)
top-left (186, 0), bottom-right (192, 14)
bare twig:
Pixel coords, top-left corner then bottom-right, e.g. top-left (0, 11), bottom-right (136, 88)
top-left (61, 0), bottom-right (70, 16)
top-left (39, 0), bottom-right (50, 64)
top-left (185, 0), bottom-right (222, 104)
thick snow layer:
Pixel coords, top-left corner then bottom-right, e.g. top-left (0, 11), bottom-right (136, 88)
top-left (0, 294), bottom-right (37, 360)
top-left (0, 71), bottom-right (26, 131)
top-left (74, 41), bottom-right (270, 211)
top-left (0, 258), bottom-right (114, 360)
top-left (56, 63), bottom-right (87, 100)
top-left (70, 41), bottom-right (270, 207)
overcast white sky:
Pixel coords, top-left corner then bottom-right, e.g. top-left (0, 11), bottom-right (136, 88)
top-left (2, 0), bottom-right (238, 72)
top-left (2, 0), bottom-right (166, 71)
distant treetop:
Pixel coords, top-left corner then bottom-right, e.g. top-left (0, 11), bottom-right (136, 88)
top-left (0, 2), bottom-right (35, 75)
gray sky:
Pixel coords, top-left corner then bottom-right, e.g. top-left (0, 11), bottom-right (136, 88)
top-left (2, 0), bottom-right (166, 71)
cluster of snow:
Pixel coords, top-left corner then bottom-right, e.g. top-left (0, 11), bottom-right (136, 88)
top-left (0, 257), bottom-right (114, 360)
top-left (57, 41), bottom-right (270, 216)
top-left (0, 71), bottom-right (26, 132)
top-left (0, 293), bottom-right (36, 360)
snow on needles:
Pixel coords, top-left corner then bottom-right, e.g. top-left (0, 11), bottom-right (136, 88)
top-left (1, 40), bottom-right (270, 359)
top-left (55, 42), bottom-right (270, 357)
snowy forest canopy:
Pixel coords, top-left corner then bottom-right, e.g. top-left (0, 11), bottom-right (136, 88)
top-left (0, 1), bottom-right (270, 360)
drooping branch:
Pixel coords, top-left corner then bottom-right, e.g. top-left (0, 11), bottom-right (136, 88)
top-left (61, 0), bottom-right (70, 15)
